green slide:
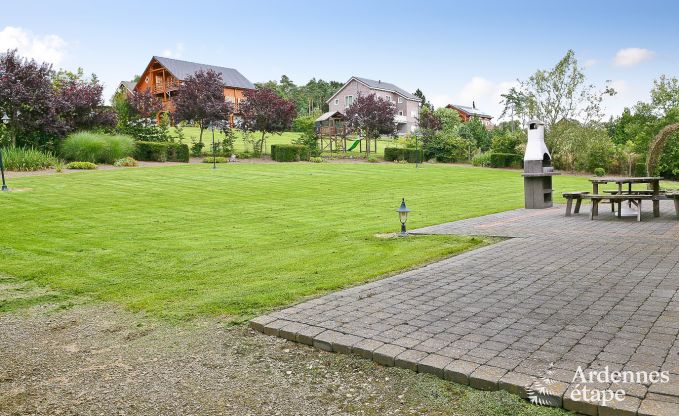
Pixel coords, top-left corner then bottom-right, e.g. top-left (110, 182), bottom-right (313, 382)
top-left (347, 140), bottom-right (361, 151)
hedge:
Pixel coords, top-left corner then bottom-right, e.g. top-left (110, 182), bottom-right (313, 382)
top-left (270, 144), bottom-right (309, 162)
top-left (490, 153), bottom-right (523, 168)
top-left (384, 147), bottom-right (424, 163)
top-left (134, 141), bottom-right (189, 163)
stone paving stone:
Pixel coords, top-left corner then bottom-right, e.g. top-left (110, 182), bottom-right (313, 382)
top-left (394, 349), bottom-right (428, 372)
top-left (638, 398), bottom-right (679, 416)
top-left (252, 202), bottom-right (679, 414)
top-left (598, 396), bottom-right (641, 416)
top-left (498, 372), bottom-right (536, 398)
top-left (443, 360), bottom-right (478, 385)
top-left (418, 354), bottom-right (453, 378)
top-left (373, 344), bottom-right (406, 367)
top-left (469, 365), bottom-right (507, 391)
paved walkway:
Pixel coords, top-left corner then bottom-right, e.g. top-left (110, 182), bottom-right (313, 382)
top-left (252, 202), bottom-right (679, 416)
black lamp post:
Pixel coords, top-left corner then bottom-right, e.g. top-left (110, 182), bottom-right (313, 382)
top-left (397, 198), bottom-right (410, 236)
top-left (1, 114), bottom-right (9, 192)
top-left (210, 122), bottom-right (216, 170)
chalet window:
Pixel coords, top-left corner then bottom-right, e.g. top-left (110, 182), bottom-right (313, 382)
top-left (397, 97), bottom-right (403, 103)
top-left (411, 110), bottom-right (417, 117)
top-left (334, 99), bottom-right (339, 105)
top-left (398, 111), bottom-right (403, 116)
top-left (144, 76), bottom-right (149, 84)
top-left (386, 96), bottom-right (392, 102)
top-left (345, 95), bottom-right (353, 108)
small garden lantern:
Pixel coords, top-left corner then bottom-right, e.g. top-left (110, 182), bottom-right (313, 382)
top-left (397, 198), bottom-right (411, 236)
top-left (0, 113), bottom-right (9, 191)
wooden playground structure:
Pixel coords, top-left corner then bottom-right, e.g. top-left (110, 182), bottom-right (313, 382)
top-left (315, 111), bottom-right (379, 154)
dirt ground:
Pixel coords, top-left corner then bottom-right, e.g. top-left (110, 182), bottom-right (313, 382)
top-left (0, 278), bottom-right (563, 416)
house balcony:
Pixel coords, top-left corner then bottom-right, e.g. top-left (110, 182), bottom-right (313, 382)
top-left (151, 79), bottom-right (180, 95)
top-left (394, 115), bottom-right (407, 124)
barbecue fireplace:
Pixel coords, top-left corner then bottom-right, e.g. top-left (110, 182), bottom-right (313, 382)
top-left (522, 120), bottom-right (560, 209)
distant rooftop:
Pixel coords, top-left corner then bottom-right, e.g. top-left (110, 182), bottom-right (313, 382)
top-left (353, 77), bottom-right (421, 101)
top-left (447, 104), bottom-right (493, 118)
top-left (119, 81), bottom-right (136, 91)
top-left (152, 56), bottom-right (255, 90)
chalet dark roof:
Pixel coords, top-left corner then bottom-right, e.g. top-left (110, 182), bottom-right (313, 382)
top-left (354, 76), bottom-right (421, 101)
top-left (119, 81), bottom-right (136, 92)
top-left (153, 56), bottom-right (255, 90)
top-left (448, 104), bottom-right (493, 119)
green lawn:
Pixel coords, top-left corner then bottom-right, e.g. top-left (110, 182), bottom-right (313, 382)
top-left (179, 127), bottom-right (398, 156)
top-left (0, 163), bottom-right (596, 320)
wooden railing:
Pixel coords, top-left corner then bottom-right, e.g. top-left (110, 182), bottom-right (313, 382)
top-left (151, 79), bottom-right (181, 94)
top-left (319, 126), bottom-right (346, 136)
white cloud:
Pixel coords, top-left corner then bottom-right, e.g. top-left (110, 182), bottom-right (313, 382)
top-left (584, 59), bottom-right (598, 68)
top-left (162, 43), bottom-right (185, 59)
top-left (614, 48), bottom-right (655, 67)
top-left (0, 26), bottom-right (66, 65)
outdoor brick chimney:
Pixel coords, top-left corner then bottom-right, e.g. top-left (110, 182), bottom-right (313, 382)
top-left (522, 120), bottom-right (559, 208)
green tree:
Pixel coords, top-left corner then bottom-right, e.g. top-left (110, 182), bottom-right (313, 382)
top-left (650, 75), bottom-right (679, 115)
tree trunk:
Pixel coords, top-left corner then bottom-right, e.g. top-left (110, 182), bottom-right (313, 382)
top-left (199, 122), bottom-right (204, 144)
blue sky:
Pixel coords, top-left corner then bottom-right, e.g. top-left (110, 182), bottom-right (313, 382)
top-left (2, 0), bottom-right (678, 119)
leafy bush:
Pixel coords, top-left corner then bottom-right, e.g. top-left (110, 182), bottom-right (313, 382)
top-left (66, 161), bottom-right (97, 170)
top-left (594, 167), bottom-right (606, 177)
top-left (384, 147), bottom-right (424, 163)
top-left (270, 144), bottom-right (309, 162)
top-left (291, 115), bottom-right (316, 135)
top-left (490, 153), bottom-right (523, 168)
top-left (61, 132), bottom-right (135, 164)
top-left (203, 156), bottom-right (228, 163)
top-left (309, 156), bottom-right (324, 163)
top-left (134, 141), bottom-right (190, 162)
top-left (634, 162), bottom-right (647, 177)
top-left (1, 147), bottom-right (58, 171)
top-left (422, 133), bottom-right (467, 163)
top-left (236, 151), bottom-right (252, 159)
top-left (472, 152), bottom-right (492, 167)
top-left (291, 132), bottom-right (320, 157)
top-left (113, 156), bottom-right (138, 167)
top-left (367, 154), bottom-right (379, 163)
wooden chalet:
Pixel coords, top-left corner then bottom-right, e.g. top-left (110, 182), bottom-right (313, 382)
top-left (445, 102), bottom-right (493, 128)
top-left (132, 56), bottom-right (255, 122)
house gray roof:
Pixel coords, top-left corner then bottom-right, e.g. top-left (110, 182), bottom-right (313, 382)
top-left (353, 77), bottom-right (421, 101)
top-left (153, 56), bottom-right (255, 90)
top-left (448, 104), bottom-right (493, 119)
top-left (119, 81), bottom-right (136, 92)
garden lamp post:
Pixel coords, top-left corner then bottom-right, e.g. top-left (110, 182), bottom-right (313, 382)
top-left (397, 198), bottom-right (410, 236)
top-left (1, 114), bottom-right (9, 192)
top-left (415, 131), bottom-right (421, 169)
top-left (210, 122), bottom-right (216, 170)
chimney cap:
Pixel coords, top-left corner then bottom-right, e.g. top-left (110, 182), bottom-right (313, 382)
top-left (527, 119), bottom-right (545, 126)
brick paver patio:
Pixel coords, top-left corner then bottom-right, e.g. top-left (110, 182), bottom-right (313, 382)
top-left (252, 202), bottom-right (679, 416)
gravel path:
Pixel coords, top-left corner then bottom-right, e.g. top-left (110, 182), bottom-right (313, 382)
top-left (0, 279), bottom-right (564, 416)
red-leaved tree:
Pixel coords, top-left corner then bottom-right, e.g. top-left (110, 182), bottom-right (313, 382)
top-left (173, 69), bottom-right (232, 144)
top-left (53, 69), bottom-right (116, 132)
top-left (0, 49), bottom-right (57, 146)
top-left (345, 93), bottom-right (396, 154)
top-left (128, 89), bottom-right (164, 121)
top-left (239, 88), bottom-right (297, 155)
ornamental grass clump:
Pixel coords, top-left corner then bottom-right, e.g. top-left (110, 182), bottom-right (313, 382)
top-left (1, 147), bottom-right (58, 171)
top-left (61, 132), bottom-right (135, 164)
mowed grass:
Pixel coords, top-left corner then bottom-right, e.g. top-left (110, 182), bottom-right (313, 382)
top-left (0, 163), bottom-right (593, 320)
top-left (180, 127), bottom-right (397, 156)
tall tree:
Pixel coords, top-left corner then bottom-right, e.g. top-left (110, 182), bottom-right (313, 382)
top-left (0, 49), bottom-right (56, 147)
top-left (53, 68), bottom-right (115, 132)
top-left (128, 89), bottom-right (164, 120)
top-left (501, 50), bottom-right (616, 128)
top-left (345, 93), bottom-right (396, 155)
top-left (650, 75), bottom-right (679, 115)
top-left (173, 69), bottom-right (232, 144)
top-left (413, 88), bottom-right (432, 110)
top-left (239, 87), bottom-right (297, 155)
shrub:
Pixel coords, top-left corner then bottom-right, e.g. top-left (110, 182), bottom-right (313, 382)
top-left (384, 147), bottom-right (424, 163)
top-left (134, 141), bottom-right (189, 162)
top-left (236, 151), bottom-right (252, 159)
top-left (423, 133), bottom-right (467, 163)
top-left (309, 156), bottom-right (324, 163)
top-left (1, 147), bottom-right (58, 171)
top-left (66, 161), bottom-right (97, 170)
top-left (61, 132), bottom-right (135, 164)
top-left (202, 156), bottom-right (228, 163)
top-left (367, 154), bottom-right (379, 163)
top-left (113, 156), bottom-right (138, 167)
top-left (489, 153), bottom-right (523, 168)
top-left (270, 144), bottom-right (309, 162)
top-left (472, 152), bottom-right (492, 167)
top-left (634, 162), bottom-right (647, 177)
top-left (594, 167), bottom-right (606, 177)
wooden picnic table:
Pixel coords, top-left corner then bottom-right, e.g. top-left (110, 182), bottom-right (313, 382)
top-left (589, 176), bottom-right (663, 217)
